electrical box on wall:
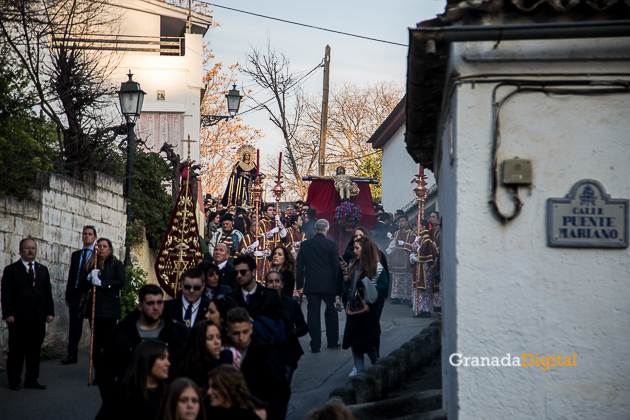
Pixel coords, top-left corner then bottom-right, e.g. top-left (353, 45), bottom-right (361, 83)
top-left (502, 158), bottom-right (532, 185)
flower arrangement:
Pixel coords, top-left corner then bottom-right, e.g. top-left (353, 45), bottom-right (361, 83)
top-left (334, 202), bottom-right (362, 228)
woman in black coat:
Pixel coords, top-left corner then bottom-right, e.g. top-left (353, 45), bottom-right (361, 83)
top-left (81, 237), bottom-right (126, 382)
top-left (265, 270), bottom-right (308, 384)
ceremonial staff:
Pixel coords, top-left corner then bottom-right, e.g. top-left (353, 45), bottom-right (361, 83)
top-left (88, 282), bottom-right (96, 385)
top-left (412, 165), bottom-right (428, 316)
top-left (273, 153), bottom-right (284, 225)
top-left (251, 173), bottom-right (265, 283)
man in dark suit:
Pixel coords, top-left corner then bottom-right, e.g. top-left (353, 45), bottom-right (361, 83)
top-left (228, 255), bottom-right (286, 324)
top-left (213, 243), bottom-right (237, 290)
top-left (164, 267), bottom-right (209, 330)
top-left (1, 238), bottom-right (54, 390)
top-left (296, 219), bottom-right (341, 353)
top-left (61, 225), bottom-right (97, 365)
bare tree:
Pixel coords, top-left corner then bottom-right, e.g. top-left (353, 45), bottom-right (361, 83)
top-left (0, 0), bottom-right (124, 179)
top-left (241, 41), bottom-right (307, 198)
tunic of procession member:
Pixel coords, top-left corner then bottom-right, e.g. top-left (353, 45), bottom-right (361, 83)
top-left (62, 225), bottom-right (96, 365)
top-left (409, 220), bottom-right (439, 317)
top-left (164, 267), bottom-right (210, 330)
top-left (386, 215), bottom-right (415, 305)
top-left (2, 238), bottom-right (54, 391)
top-left (429, 211), bottom-right (441, 253)
top-left (259, 203), bottom-right (288, 251)
top-left (286, 214), bottom-right (306, 257)
top-left (208, 214), bottom-right (244, 257)
top-left (237, 218), bottom-right (269, 282)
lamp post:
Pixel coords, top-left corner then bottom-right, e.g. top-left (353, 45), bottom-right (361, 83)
top-left (200, 84), bottom-right (242, 127)
top-left (117, 71), bottom-right (146, 267)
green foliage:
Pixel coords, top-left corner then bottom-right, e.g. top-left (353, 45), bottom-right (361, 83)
top-left (40, 345), bottom-right (62, 361)
top-left (129, 148), bottom-right (175, 249)
top-left (0, 49), bottom-right (58, 197)
top-left (357, 150), bottom-right (382, 204)
top-left (121, 266), bottom-right (149, 318)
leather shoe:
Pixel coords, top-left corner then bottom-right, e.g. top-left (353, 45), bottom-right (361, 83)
top-left (8, 382), bottom-right (21, 391)
top-left (61, 355), bottom-right (78, 365)
top-left (327, 342), bottom-right (341, 349)
top-left (24, 380), bottom-right (46, 389)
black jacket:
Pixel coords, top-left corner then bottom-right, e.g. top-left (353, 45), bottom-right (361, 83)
top-left (228, 284), bottom-right (287, 325)
top-left (217, 261), bottom-right (237, 290)
top-left (282, 296), bottom-right (307, 368)
top-left (163, 295), bottom-right (210, 328)
top-left (1, 260), bottom-right (54, 322)
top-left (65, 248), bottom-right (91, 300)
top-left (240, 335), bottom-right (291, 420)
top-left (296, 233), bottom-right (340, 295)
top-left (79, 256), bottom-right (126, 319)
top-left (100, 310), bottom-right (188, 394)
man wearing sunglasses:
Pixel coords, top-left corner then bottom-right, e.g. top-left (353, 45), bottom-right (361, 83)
top-left (164, 267), bottom-right (210, 329)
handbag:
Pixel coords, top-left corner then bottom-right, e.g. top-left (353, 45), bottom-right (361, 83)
top-left (346, 281), bottom-right (369, 316)
top-left (361, 277), bottom-right (378, 304)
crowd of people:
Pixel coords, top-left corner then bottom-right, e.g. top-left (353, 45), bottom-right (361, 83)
top-left (1, 199), bottom-right (441, 420)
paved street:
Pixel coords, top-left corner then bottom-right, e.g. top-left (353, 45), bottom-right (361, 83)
top-left (0, 301), bottom-right (434, 420)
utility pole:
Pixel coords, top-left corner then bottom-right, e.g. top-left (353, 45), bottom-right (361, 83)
top-left (318, 45), bottom-right (331, 176)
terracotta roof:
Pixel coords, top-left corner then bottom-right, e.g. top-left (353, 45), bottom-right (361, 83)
top-left (367, 97), bottom-right (406, 149)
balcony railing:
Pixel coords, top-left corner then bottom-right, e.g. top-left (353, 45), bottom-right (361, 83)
top-left (51, 33), bottom-right (184, 56)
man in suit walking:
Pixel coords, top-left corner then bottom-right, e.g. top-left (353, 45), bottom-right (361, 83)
top-left (228, 255), bottom-right (286, 324)
top-left (61, 225), bottom-right (97, 365)
top-left (296, 219), bottom-right (341, 353)
top-left (164, 267), bottom-right (209, 330)
top-left (1, 238), bottom-right (54, 390)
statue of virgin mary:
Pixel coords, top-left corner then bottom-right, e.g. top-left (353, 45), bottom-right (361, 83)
top-left (221, 145), bottom-right (257, 206)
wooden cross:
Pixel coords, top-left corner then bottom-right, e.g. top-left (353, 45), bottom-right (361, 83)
top-left (182, 134), bottom-right (197, 160)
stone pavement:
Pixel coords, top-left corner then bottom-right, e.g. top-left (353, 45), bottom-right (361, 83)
top-left (0, 300), bottom-right (434, 420)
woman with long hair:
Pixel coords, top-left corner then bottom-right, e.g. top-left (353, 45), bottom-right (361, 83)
top-left (205, 365), bottom-right (260, 420)
top-left (198, 262), bottom-right (232, 300)
top-left (158, 377), bottom-right (205, 420)
top-left (265, 270), bottom-right (308, 384)
top-left (269, 245), bottom-right (296, 298)
top-left (81, 237), bottom-right (126, 383)
top-left (342, 237), bottom-right (389, 377)
top-left (178, 320), bottom-right (233, 389)
top-left (97, 340), bottom-right (170, 419)
top-left (286, 214), bottom-right (306, 256)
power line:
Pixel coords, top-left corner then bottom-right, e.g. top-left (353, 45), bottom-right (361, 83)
top-left (201, 2), bottom-right (408, 47)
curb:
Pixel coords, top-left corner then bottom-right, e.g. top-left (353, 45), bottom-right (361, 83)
top-left (328, 320), bottom-right (442, 406)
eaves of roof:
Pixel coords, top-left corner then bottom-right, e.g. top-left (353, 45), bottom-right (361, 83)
top-left (405, 1), bottom-right (630, 171)
top-left (367, 96), bottom-right (406, 150)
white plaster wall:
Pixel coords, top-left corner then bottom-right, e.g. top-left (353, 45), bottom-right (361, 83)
top-left (381, 124), bottom-right (436, 213)
top-left (440, 39), bottom-right (630, 419)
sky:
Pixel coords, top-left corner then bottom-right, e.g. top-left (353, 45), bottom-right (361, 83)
top-left (200, 0), bottom-right (446, 166)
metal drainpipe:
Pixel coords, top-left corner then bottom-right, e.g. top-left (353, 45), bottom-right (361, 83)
top-left (412, 19), bottom-right (630, 42)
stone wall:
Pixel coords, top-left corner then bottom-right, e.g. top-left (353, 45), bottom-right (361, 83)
top-left (0, 172), bottom-right (126, 366)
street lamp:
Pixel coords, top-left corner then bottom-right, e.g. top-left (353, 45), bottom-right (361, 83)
top-left (117, 71), bottom-right (146, 266)
top-left (200, 84), bottom-right (242, 127)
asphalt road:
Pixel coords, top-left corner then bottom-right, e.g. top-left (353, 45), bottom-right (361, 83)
top-left (0, 300), bottom-right (434, 420)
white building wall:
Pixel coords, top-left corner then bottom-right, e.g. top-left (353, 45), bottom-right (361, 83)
top-left (381, 124), bottom-right (435, 213)
top-left (440, 38), bottom-right (630, 419)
